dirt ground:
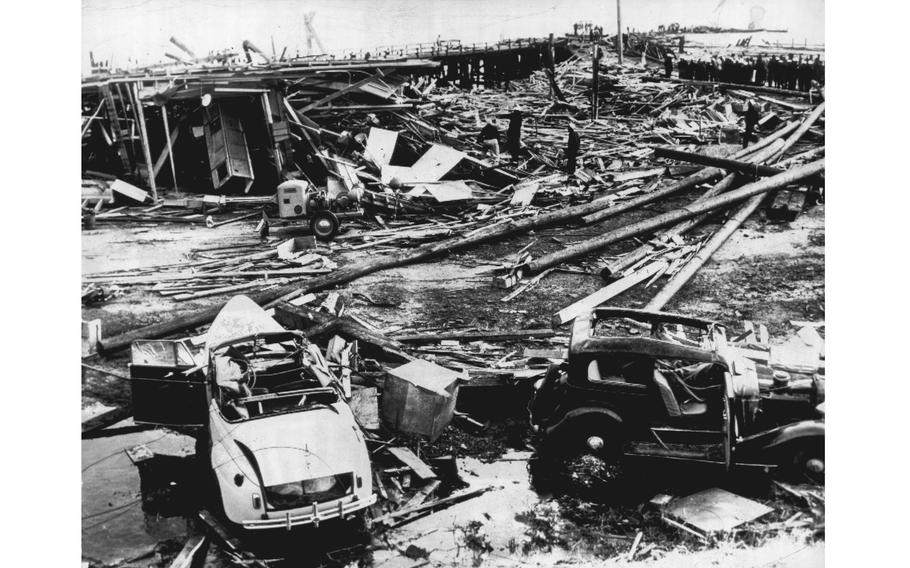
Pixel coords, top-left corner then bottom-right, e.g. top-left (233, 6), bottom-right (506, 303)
top-left (81, 191), bottom-right (824, 567)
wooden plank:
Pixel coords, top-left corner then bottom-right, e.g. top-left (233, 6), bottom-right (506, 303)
top-left (153, 122), bottom-right (181, 177)
top-left (365, 127), bottom-right (398, 168)
top-left (402, 479), bottom-right (441, 510)
top-left (82, 405), bottom-right (133, 436)
top-left (392, 328), bottom-right (554, 343)
top-left (132, 82), bottom-right (158, 201)
top-left (409, 143), bottom-right (466, 181)
top-left (387, 447), bottom-right (437, 480)
top-left (110, 179), bottom-right (150, 203)
top-left (296, 70), bottom-right (385, 114)
top-left (168, 536), bottom-right (207, 568)
top-left (553, 261), bottom-right (668, 326)
top-left (372, 486), bottom-right (493, 527)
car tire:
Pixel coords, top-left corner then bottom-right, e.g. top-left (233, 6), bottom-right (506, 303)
top-left (776, 438), bottom-right (825, 485)
top-left (534, 415), bottom-right (623, 496)
top-left (309, 211), bottom-right (339, 241)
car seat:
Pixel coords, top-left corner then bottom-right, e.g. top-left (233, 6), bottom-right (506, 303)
top-left (653, 369), bottom-right (707, 417)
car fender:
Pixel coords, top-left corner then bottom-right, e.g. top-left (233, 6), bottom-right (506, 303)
top-left (736, 420), bottom-right (825, 460)
top-left (544, 406), bottom-right (623, 438)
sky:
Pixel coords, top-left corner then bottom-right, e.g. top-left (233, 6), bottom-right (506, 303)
top-left (82, 0), bottom-right (824, 72)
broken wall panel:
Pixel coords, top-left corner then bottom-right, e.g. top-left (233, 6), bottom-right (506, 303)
top-left (204, 103), bottom-right (255, 193)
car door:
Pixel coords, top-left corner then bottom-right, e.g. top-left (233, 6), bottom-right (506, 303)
top-left (129, 340), bottom-right (209, 428)
top-left (722, 373), bottom-right (735, 471)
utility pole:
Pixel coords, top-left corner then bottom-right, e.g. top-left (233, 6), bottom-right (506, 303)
top-left (616, 0), bottom-right (624, 65)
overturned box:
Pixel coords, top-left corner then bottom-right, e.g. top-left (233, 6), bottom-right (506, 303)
top-left (381, 359), bottom-right (463, 441)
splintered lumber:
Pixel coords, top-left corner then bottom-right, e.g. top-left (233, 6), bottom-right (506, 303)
top-left (770, 102), bottom-right (825, 162)
top-left (602, 139), bottom-right (785, 278)
top-left (525, 159), bottom-right (825, 274)
top-left (82, 405), bottom-right (133, 436)
top-left (402, 480), bottom-right (441, 509)
top-left (645, 193), bottom-right (766, 311)
top-left (372, 486), bottom-right (494, 527)
top-left (99, 191), bottom-right (624, 353)
top-left (554, 261), bottom-right (668, 326)
top-left (110, 179), bottom-right (150, 203)
top-left (387, 447), bottom-right (437, 480)
top-left (657, 76), bottom-right (811, 98)
top-left (582, 121), bottom-right (800, 225)
top-left (272, 302), bottom-right (413, 363)
top-left (197, 510), bottom-right (269, 568)
top-left (167, 535), bottom-right (208, 568)
top-left (392, 328), bottom-right (555, 343)
top-left (642, 104), bottom-right (827, 310)
top-left (296, 70), bottom-right (385, 114)
top-left (654, 147), bottom-right (789, 178)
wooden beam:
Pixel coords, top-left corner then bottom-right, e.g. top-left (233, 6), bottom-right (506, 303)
top-left (132, 82), bottom-right (158, 201)
top-left (392, 328), bottom-right (555, 344)
top-left (98, 188), bottom-right (627, 353)
top-left (161, 105), bottom-right (177, 189)
top-left (554, 261), bottom-right (668, 326)
top-left (295, 70), bottom-right (385, 114)
top-left (526, 159), bottom-right (825, 274)
top-left (153, 120), bottom-right (181, 177)
top-left (167, 535), bottom-right (207, 568)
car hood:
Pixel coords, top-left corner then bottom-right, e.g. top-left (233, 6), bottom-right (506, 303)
top-left (221, 404), bottom-right (366, 486)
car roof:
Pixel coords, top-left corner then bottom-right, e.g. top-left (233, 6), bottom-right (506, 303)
top-left (209, 330), bottom-right (305, 352)
top-left (570, 336), bottom-right (726, 365)
top-left (569, 308), bottom-right (725, 364)
top-left (590, 307), bottom-right (719, 329)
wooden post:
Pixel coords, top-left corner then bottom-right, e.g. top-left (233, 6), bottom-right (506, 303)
top-left (161, 104), bottom-right (177, 192)
top-left (132, 82), bottom-right (158, 201)
top-left (617, 0), bottom-right (624, 65)
top-left (592, 44), bottom-right (600, 120)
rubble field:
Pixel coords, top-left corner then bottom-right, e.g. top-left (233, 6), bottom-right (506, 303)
top-left (82, 38), bottom-right (824, 568)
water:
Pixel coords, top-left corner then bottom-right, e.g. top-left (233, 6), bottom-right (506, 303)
top-left (82, 0), bottom-right (824, 73)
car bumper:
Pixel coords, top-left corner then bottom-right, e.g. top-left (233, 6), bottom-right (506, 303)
top-left (241, 494), bottom-right (377, 530)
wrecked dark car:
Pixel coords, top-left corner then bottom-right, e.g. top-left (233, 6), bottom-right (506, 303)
top-left (529, 308), bottom-right (824, 485)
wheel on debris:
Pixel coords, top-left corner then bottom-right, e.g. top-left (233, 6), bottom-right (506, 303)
top-left (309, 210), bottom-right (339, 241)
top-left (776, 438), bottom-right (825, 485)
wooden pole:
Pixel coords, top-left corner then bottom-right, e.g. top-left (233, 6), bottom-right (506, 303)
top-left (161, 104), bottom-right (177, 192)
top-left (582, 120), bottom-right (799, 225)
top-left (591, 44), bottom-right (600, 120)
top-left (616, 0), bottom-right (624, 65)
top-left (524, 159), bottom-right (825, 274)
top-left (98, 190), bottom-right (626, 353)
top-left (600, 139), bottom-right (786, 278)
top-left (643, 192), bottom-right (766, 312)
top-left (132, 82), bottom-right (158, 201)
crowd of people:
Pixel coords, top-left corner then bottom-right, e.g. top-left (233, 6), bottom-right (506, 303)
top-left (665, 53), bottom-right (825, 91)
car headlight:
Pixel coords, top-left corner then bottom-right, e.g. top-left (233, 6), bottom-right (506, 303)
top-left (302, 475), bottom-right (338, 493)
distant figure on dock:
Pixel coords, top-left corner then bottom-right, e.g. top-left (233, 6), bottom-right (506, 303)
top-left (566, 126), bottom-right (580, 175)
top-left (507, 109), bottom-right (523, 159)
top-left (755, 54), bottom-right (767, 86)
top-left (743, 102), bottom-right (759, 148)
top-left (479, 120), bottom-right (501, 161)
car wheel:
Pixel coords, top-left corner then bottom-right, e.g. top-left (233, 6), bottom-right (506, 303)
top-left (309, 211), bottom-right (339, 241)
top-left (777, 439), bottom-right (825, 485)
top-left (535, 416), bottom-right (623, 497)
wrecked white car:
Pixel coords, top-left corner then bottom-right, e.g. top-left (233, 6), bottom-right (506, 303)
top-left (129, 296), bottom-right (375, 530)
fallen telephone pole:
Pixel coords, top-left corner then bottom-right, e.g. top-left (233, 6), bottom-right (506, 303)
top-left (644, 191), bottom-right (767, 311)
top-left (582, 121), bottom-right (799, 225)
top-left (524, 159), bottom-right (825, 275)
top-left (99, 191), bottom-right (621, 353)
top-left (601, 139), bottom-right (786, 278)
